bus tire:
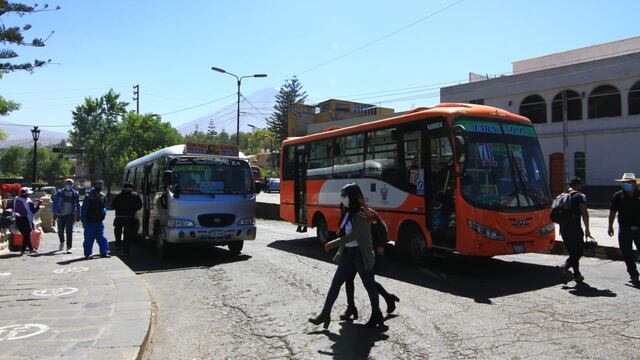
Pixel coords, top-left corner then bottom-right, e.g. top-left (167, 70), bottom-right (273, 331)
top-left (399, 223), bottom-right (429, 264)
top-left (228, 241), bottom-right (244, 255)
top-left (315, 214), bottom-right (335, 244)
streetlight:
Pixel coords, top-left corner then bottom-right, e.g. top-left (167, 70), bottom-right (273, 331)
top-left (211, 66), bottom-right (267, 148)
top-left (31, 126), bottom-right (40, 184)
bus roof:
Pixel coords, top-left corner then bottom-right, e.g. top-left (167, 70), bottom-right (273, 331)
top-left (124, 144), bottom-right (248, 170)
top-left (283, 103), bottom-right (531, 146)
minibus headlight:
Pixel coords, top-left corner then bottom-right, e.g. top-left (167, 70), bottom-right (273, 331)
top-left (467, 220), bottom-right (504, 241)
top-left (539, 223), bottom-right (555, 236)
top-left (237, 217), bottom-right (255, 226)
top-left (167, 218), bottom-right (195, 228)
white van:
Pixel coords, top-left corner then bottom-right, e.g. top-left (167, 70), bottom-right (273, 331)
top-left (124, 144), bottom-right (257, 257)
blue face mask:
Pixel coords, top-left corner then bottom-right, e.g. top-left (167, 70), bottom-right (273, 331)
top-left (65, 184), bottom-right (73, 191)
top-left (622, 183), bottom-right (635, 192)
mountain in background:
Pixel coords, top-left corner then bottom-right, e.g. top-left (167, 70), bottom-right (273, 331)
top-left (175, 87), bottom-right (277, 135)
top-left (0, 123), bottom-right (68, 149)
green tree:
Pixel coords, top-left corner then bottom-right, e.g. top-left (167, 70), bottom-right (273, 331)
top-left (267, 76), bottom-right (307, 143)
top-left (245, 128), bottom-right (276, 155)
top-left (0, 145), bottom-right (27, 175)
top-left (69, 89), bottom-right (128, 186)
top-left (21, 146), bottom-right (71, 183)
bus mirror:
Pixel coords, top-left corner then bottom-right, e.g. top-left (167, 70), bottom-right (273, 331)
top-left (163, 170), bottom-right (173, 188)
top-left (455, 135), bottom-right (466, 164)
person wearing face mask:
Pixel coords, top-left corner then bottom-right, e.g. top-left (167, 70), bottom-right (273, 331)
top-left (52, 179), bottom-right (81, 254)
top-left (80, 180), bottom-right (110, 259)
top-left (110, 182), bottom-right (142, 254)
top-left (7, 187), bottom-right (42, 255)
top-left (608, 172), bottom-right (640, 286)
top-left (309, 183), bottom-right (384, 329)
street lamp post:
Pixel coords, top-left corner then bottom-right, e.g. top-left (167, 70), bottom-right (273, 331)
top-left (211, 67), bottom-right (267, 149)
top-left (31, 126), bottom-right (40, 184)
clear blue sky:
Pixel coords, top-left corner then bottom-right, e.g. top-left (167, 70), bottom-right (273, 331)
top-left (1, 0), bottom-right (639, 134)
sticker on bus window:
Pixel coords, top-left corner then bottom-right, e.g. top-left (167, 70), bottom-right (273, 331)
top-left (199, 181), bottom-right (224, 193)
top-left (481, 184), bottom-right (499, 202)
top-left (409, 169), bottom-right (419, 185)
top-left (417, 169), bottom-right (425, 196)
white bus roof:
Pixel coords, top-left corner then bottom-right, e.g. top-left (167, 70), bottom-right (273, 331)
top-left (125, 145), bottom-right (248, 170)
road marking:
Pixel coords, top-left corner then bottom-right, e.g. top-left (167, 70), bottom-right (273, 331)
top-left (53, 267), bottom-right (89, 274)
top-left (0, 324), bottom-right (49, 341)
top-left (0, 272), bottom-right (10, 276)
top-left (32, 287), bottom-right (79, 297)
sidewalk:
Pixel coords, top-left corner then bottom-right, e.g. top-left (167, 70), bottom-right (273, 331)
top-left (0, 228), bottom-right (151, 359)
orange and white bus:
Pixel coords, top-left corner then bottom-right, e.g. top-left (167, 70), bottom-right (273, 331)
top-left (279, 103), bottom-right (556, 261)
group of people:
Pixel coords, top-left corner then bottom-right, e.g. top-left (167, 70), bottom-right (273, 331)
top-left (7, 178), bottom-right (142, 259)
top-left (557, 172), bottom-right (640, 286)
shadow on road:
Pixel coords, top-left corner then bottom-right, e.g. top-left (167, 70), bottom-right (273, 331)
top-left (269, 237), bottom-right (566, 303)
top-left (110, 239), bottom-right (251, 274)
top-left (310, 321), bottom-right (389, 359)
top-left (563, 282), bottom-right (617, 297)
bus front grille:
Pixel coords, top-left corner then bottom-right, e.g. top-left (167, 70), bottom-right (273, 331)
top-left (198, 214), bottom-right (236, 227)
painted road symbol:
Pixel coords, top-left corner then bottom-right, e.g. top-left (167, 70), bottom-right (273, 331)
top-left (0, 324), bottom-right (49, 341)
top-left (0, 272), bottom-right (10, 276)
top-left (32, 287), bottom-right (79, 297)
top-left (53, 267), bottom-right (88, 274)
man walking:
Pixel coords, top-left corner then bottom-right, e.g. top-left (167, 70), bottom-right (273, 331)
top-left (558, 177), bottom-right (591, 284)
top-left (608, 172), bottom-right (640, 286)
top-left (80, 180), bottom-right (110, 259)
top-left (110, 182), bottom-right (142, 254)
top-left (52, 179), bottom-right (81, 254)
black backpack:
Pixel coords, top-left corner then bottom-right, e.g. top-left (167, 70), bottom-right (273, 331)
top-left (371, 213), bottom-right (388, 246)
top-left (0, 209), bottom-right (15, 229)
top-left (550, 191), bottom-right (576, 224)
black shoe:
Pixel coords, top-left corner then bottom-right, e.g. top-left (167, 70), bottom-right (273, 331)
top-left (339, 306), bottom-right (359, 320)
top-left (630, 277), bottom-right (640, 286)
top-left (557, 266), bottom-right (573, 284)
top-left (574, 274), bottom-right (585, 284)
top-left (85, 255), bottom-right (92, 260)
top-left (385, 294), bottom-right (400, 314)
top-left (100, 254), bottom-right (111, 258)
top-left (308, 313), bottom-right (331, 329)
top-left (364, 310), bottom-right (384, 328)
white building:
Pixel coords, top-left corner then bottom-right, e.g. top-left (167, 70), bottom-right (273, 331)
top-left (440, 36), bottom-right (640, 204)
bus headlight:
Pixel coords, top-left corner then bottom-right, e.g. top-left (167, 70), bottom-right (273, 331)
top-left (539, 223), bottom-right (555, 236)
top-left (167, 218), bottom-right (195, 228)
top-left (237, 217), bottom-right (255, 226)
top-left (468, 220), bottom-right (504, 241)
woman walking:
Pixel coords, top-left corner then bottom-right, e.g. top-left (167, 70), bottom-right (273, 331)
top-left (309, 183), bottom-right (384, 329)
top-left (339, 208), bottom-right (399, 321)
top-left (8, 187), bottom-right (41, 255)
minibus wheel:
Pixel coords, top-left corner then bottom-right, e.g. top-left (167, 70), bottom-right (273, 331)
top-left (315, 213), bottom-right (336, 244)
top-left (400, 223), bottom-right (428, 264)
top-left (228, 241), bottom-right (244, 255)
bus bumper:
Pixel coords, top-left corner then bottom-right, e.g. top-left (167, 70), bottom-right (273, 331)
top-left (165, 225), bottom-right (257, 244)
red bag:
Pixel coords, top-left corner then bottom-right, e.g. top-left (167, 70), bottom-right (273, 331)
top-left (9, 233), bottom-right (23, 252)
top-left (30, 227), bottom-right (42, 250)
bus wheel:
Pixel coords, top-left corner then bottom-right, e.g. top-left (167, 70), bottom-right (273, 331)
top-left (315, 215), bottom-right (335, 244)
top-left (400, 224), bottom-right (429, 264)
top-left (228, 241), bottom-right (244, 255)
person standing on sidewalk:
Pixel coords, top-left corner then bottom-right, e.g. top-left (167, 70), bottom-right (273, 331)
top-left (110, 182), bottom-right (142, 254)
top-left (557, 177), bottom-right (591, 284)
top-left (81, 180), bottom-right (110, 259)
top-left (607, 172), bottom-right (640, 286)
top-left (52, 179), bottom-right (81, 254)
top-left (7, 187), bottom-right (42, 255)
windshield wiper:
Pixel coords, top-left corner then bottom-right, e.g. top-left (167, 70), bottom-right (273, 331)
top-left (510, 158), bottom-right (546, 207)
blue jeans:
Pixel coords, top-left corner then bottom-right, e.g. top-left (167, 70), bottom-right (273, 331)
top-left (619, 228), bottom-right (640, 278)
top-left (57, 214), bottom-right (75, 249)
top-left (321, 247), bottom-right (380, 317)
top-left (83, 222), bottom-right (109, 257)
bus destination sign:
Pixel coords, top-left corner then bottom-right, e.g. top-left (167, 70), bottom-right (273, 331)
top-left (184, 143), bottom-right (239, 157)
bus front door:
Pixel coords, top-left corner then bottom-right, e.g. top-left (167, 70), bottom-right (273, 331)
top-left (142, 165), bottom-right (152, 237)
top-left (426, 128), bottom-right (456, 250)
top-left (294, 145), bottom-right (307, 230)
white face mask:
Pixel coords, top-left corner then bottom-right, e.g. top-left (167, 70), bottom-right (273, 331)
top-left (341, 196), bottom-right (350, 209)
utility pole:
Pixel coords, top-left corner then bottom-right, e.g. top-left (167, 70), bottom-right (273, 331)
top-left (133, 84), bottom-right (140, 114)
top-left (562, 90), bottom-right (569, 186)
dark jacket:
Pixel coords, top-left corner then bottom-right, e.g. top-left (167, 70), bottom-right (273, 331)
top-left (81, 188), bottom-right (107, 223)
top-left (110, 190), bottom-right (142, 218)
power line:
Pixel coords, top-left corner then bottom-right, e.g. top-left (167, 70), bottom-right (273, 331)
top-left (2, 85), bottom-right (129, 96)
top-left (159, 93), bottom-right (236, 116)
top-left (0, 122), bottom-right (71, 128)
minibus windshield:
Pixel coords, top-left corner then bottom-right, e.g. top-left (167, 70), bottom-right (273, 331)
top-left (171, 158), bottom-right (253, 194)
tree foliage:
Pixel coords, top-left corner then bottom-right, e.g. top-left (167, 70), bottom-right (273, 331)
top-left (266, 76), bottom-right (307, 143)
top-left (0, 145), bottom-right (72, 183)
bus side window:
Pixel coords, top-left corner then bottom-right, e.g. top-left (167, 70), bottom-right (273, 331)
top-left (366, 128), bottom-right (402, 188)
top-left (333, 134), bottom-right (364, 178)
top-left (307, 139), bottom-right (332, 179)
top-left (282, 146), bottom-right (296, 180)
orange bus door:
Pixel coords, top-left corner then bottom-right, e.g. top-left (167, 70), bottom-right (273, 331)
top-left (426, 127), bottom-right (456, 250)
top-left (294, 145), bottom-right (308, 231)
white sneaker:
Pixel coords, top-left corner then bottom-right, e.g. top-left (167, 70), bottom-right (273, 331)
top-left (66, 248), bottom-right (72, 254)
top-left (59, 243), bottom-right (64, 251)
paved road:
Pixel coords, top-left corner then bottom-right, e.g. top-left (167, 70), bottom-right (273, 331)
top-left (114, 219), bottom-right (640, 359)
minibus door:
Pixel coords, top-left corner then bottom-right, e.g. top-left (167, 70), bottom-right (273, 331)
top-left (142, 164), bottom-right (152, 237)
top-left (294, 145), bottom-right (308, 227)
top-left (425, 122), bottom-right (456, 250)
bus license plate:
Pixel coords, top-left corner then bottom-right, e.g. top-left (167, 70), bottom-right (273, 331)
top-left (512, 243), bottom-right (525, 254)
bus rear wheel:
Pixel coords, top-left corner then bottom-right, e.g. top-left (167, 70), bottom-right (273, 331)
top-left (315, 215), bottom-right (335, 244)
top-left (228, 241), bottom-right (244, 255)
top-left (400, 224), bottom-right (429, 264)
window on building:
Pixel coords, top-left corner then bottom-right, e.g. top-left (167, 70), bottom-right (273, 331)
top-left (307, 139), bottom-right (332, 179)
top-left (469, 99), bottom-right (484, 105)
top-left (365, 128), bottom-right (401, 187)
top-left (629, 80), bottom-right (640, 115)
top-left (574, 152), bottom-right (586, 182)
top-left (551, 90), bottom-right (582, 122)
top-left (519, 95), bottom-right (547, 124)
top-left (588, 85), bottom-right (621, 119)
top-left (333, 133), bottom-right (364, 178)
top-left (335, 103), bottom-right (350, 112)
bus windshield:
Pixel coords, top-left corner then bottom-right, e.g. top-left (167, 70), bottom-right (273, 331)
top-left (456, 117), bottom-right (551, 211)
top-left (171, 158), bottom-right (253, 195)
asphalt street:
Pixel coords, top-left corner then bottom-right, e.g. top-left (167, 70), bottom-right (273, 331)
top-left (109, 215), bottom-right (640, 360)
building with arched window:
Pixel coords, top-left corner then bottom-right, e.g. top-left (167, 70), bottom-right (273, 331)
top-left (440, 36), bottom-right (640, 203)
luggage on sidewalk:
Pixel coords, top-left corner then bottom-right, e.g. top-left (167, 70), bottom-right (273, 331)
top-left (9, 233), bottom-right (23, 252)
top-left (30, 227), bottom-right (42, 250)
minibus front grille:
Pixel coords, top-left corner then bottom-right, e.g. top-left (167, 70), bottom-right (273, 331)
top-left (198, 214), bottom-right (235, 227)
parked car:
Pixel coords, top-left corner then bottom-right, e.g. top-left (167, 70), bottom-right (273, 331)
top-left (265, 177), bottom-right (280, 193)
